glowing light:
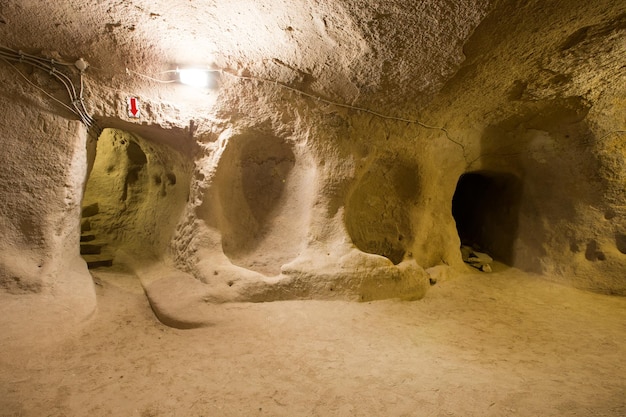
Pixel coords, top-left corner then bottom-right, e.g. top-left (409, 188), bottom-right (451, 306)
top-left (178, 69), bottom-right (210, 88)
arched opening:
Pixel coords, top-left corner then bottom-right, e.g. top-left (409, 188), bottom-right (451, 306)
top-left (80, 128), bottom-right (191, 268)
top-left (214, 132), bottom-right (313, 276)
top-left (345, 158), bottom-right (420, 264)
top-left (452, 171), bottom-right (523, 266)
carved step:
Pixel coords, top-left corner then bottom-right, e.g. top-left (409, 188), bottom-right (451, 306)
top-left (80, 234), bottom-right (96, 242)
top-left (80, 244), bottom-right (103, 255)
top-left (82, 242), bottom-right (114, 268)
top-left (81, 203), bottom-right (99, 218)
top-left (83, 256), bottom-right (113, 269)
top-left (81, 219), bottom-right (91, 233)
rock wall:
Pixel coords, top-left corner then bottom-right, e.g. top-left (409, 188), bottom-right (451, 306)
top-left (0, 85), bottom-right (96, 345)
top-left (0, 0), bottom-right (624, 333)
top-left (424, 0), bottom-right (626, 293)
top-left (164, 86), bottom-right (433, 303)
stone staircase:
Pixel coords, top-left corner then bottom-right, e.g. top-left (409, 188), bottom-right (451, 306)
top-left (80, 203), bottom-right (114, 269)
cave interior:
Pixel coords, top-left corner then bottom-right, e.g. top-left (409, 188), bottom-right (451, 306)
top-left (0, 0), bottom-right (625, 415)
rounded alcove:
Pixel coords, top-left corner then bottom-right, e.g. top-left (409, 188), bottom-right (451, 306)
top-left (80, 128), bottom-right (192, 268)
top-left (345, 158), bottom-right (420, 264)
top-left (451, 171), bottom-right (523, 265)
top-left (214, 132), bottom-right (313, 276)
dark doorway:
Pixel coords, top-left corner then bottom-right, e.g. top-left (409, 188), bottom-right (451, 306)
top-left (452, 171), bottom-right (523, 265)
top-left (80, 128), bottom-right (191, 268)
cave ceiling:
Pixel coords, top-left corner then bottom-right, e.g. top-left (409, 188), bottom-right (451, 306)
top-left (2, 1), bottom-right (625, 119)
top-left (0, 0), bottom-right (497, 112)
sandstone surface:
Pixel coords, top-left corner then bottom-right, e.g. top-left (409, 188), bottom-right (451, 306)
top-left (0, 0), bottom-right (624, 332)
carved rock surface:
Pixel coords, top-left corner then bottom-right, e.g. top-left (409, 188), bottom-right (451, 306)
top-left (0, 0), bottom-right (624, 333)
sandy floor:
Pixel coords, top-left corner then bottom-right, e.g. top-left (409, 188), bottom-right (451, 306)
top-left (1, 265), bottom-right (624, 417)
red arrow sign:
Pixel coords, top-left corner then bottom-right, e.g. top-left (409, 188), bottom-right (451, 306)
top-left (127, 97), bottom-right (140, 118)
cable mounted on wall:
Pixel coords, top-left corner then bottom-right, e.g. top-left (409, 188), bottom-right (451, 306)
top-left (222, 70), bottom-right (467, 156)
top-left (126, 65), bottom-right (467, 156)
top-left (0, 46), bottom-right (101, 138)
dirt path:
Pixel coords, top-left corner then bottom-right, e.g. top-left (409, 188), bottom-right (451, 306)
top-left (1, 265), bottom-right (625, 416)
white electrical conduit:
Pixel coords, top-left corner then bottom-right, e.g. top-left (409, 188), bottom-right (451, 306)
top-left (0, 46), bottom-right (100, 138)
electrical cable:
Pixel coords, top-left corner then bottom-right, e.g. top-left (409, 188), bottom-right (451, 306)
top-left (0, 56), bottom-right (80, 117)
top-left (7, 47), bottom-right (75, 67)
top-left (1, 47), bottom-right (80, 100)
top-left (124, 65), bottom-right (467, 155)
top-left (126, 68), bottom-right (177, 83)
top-left (219, 70), bottom-right (467, 156)
top-left (79, 72), bottom-right (85, 99)
top-left (7, 46), bottom-right (617, 163)
top-left (0, 46), bottom-right (101, 138)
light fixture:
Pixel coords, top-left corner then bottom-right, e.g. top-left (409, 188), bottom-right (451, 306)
top-left (178, 68), bottom-right (211, 88)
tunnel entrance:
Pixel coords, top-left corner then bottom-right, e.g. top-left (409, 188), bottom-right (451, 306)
top-left (451, 171), bottom-right (523, 266)
top-left (80, 128), bottom-right (191, 268)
